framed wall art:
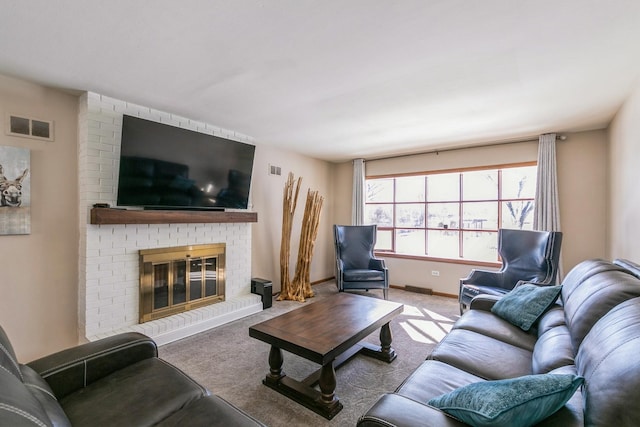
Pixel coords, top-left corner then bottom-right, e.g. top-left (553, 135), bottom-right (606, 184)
top-left (0, 145), bottom-right (31, 235)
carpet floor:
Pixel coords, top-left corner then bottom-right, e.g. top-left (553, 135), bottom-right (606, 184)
top-left (159, 281), bottom-right (460, 427)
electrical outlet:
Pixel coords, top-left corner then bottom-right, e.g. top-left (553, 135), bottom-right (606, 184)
top-left (431, 270), bottom-right (440, 276)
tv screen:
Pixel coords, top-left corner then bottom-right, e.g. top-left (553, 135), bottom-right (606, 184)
top-left (117, 115), bottom-right (255, 210)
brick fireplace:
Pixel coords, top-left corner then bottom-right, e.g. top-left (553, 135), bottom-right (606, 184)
top-left (77, 92), bottom-right (262, 345)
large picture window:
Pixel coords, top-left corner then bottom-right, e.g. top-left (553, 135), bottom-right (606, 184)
top-left (365, 163), bottom-right (536, 264)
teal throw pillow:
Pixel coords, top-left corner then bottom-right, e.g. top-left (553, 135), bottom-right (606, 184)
top-left (491, 284), bottom-right (562, 331)
top-left (428, 374), bottom-right (583, 427)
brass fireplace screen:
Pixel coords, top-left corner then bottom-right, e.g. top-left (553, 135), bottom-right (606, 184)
top-left (139, 244), bottom-right (225, 323)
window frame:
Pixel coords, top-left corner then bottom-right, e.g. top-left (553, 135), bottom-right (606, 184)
top-left (366, 161), bottom-right (537, 267)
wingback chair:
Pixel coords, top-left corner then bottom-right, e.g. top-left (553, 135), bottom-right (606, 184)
top-left (334, 224), bottom-right (389, 299)
top-left (458, 228), bottom-right (563, 314)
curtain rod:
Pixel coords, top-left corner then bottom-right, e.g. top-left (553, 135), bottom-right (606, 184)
top-left (363, 134), bottom-right (566, 163)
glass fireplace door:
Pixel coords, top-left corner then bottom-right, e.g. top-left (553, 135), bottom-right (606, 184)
top-left (140, 244), bottom-right (226, 323)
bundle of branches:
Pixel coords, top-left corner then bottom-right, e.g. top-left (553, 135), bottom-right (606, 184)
top-left (289, 189), bottom-right (324, 302)
top-left (277, 172), bottom-right (301, 301)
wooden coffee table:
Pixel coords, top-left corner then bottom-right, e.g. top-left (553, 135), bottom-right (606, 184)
top-left (249, 292), bottom-right (403, 419)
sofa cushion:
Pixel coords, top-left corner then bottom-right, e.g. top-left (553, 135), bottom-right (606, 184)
top-left (491, 284), bottom-right (562, 331)
top-left (454, 309), bottom-right (537, 351)
top-left (60, 358), bottom-right (208, 427)
top-left (562, 266), bottom-right (640, 351)
top-left (395, 360), bottom-right (486, 404)
top-left (531, 325), bottom-right (575, 374)
top-left (358, 393), bottom-right (466, 427)
top-left (536, 305), bottom-right (566, 336)
top-left (428, 374), bottom-right (583, 427)
top-left (576, 297), bottom-right (640, 426)
top-left (155, 395), bottom-right (265, 427)
top-left (428, 329), bottom-right (533, 380)
top-left (20, 365), bottom-right (71, 427)
top-left (0, 326), bottom-right (22, 380)
top-left (0, 369), bottom-right (53, 427)
top-left (343, 269), bottom-right (385, 282)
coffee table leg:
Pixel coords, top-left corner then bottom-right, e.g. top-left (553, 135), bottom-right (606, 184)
top-left (262, 348), bottom-right (343, 419)
top-left (359, 321), bottom-right (397, 363)
top-left (265, 345), bottom-right (285, 385)
top-left (319, 362), bottom-right (337, 405)
top-left (380, 322), bottom-right (394, 359)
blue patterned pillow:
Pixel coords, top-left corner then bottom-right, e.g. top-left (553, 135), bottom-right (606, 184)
top-left (491, 284), bottom-right (562, 331)
top-left (428, 374), bottom-right (583, 427)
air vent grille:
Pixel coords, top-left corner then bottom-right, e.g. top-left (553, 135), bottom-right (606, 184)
top-left (269, 164), bottom-right (282, 176)
top-left (6, 114), bottom-right (54, 141)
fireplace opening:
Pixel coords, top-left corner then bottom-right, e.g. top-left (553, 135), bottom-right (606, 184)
top-left (139, 244), bottom-right (225, 323)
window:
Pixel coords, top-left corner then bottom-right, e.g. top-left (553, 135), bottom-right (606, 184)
top-left (365, 163), bottom-right (536, 263)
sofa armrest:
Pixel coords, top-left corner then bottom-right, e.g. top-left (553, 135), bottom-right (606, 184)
top-left (27, 332), bottom-right (157, 399)
top-left (357, 394), bottom-right (467, 427)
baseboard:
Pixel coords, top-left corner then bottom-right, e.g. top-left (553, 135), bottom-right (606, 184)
top-left (404, 285), bottom-right (433, 295)
top-left (311, 277), bottom-right (335, 286)
top-left (308, 278), bottom-right (458, 300)
top-left (432, 291), bottom-right (458, 299)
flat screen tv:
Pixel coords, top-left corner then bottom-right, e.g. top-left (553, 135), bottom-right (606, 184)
top-left (117, 115), bottom-right (255, 210)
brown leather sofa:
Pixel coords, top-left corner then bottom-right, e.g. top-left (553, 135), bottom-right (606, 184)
top-left (0, 329), bottom-right (265, 426)
top-left (358, 258), bottom-right (640, 426)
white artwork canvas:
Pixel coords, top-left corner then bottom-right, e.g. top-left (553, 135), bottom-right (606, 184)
top-left (0, 145), bottom-right (30, 235)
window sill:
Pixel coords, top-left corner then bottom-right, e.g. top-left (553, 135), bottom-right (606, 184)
top-left (374, 252), bottom-right (501, 268)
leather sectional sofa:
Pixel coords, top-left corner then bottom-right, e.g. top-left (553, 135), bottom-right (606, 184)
top-left (358, 258), bottom-right (640, 426)
top-left (0, 329), bottom-right (265, 426)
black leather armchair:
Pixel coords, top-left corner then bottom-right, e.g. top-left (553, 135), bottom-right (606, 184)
top-left (334, 224), bottom-right (389, 299)
top-left (458, 228), bottom-right (563, 314)
top-left (0, 326), bottom-right (265, 426)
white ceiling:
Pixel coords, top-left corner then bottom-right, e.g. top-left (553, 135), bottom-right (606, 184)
top-left (1, 1), bottom-right (640, 162)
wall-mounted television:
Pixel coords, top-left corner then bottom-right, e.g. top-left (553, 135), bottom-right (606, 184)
top-left (116, 115), bottom-right (255, 210)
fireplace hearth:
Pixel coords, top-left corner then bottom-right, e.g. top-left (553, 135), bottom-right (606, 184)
top-left (139, 244), bottom-right (226, 323)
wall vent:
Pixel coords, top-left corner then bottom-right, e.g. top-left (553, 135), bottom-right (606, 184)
top-left (5, 114), bottom-right (54, 141)
top-left (269, 164), bottom-right (282, 176)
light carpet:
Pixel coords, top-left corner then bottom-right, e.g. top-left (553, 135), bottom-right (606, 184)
top-left (159, 281), bottom-right (459, 427)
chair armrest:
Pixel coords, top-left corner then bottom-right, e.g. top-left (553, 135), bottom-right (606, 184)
top-left (460, 268), bottom-right (503, 287)
top-left (369, 257), bottom-right (386, 271)
top-left (469, 294), bottom-right (502, 311)
top-left (357, 394), bottom-right (466, 427)
top-left (525, 277), bottom-right (556, 286)
top-left (27, 332), bottom-right (157, 400)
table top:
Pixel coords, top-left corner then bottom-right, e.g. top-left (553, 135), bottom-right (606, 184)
top-left (249, 292), bottom-right (404, 365)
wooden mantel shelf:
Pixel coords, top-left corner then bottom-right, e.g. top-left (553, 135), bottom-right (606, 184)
top-left (90, 207), bottom-right (258, 225)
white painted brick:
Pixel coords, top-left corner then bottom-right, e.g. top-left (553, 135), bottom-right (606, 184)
top-left (99, 246), bottom-right (125, 257)
top-left (79, 93), bottom-right (255, 342)
top-left (86, 269), bottom-right (114, 281)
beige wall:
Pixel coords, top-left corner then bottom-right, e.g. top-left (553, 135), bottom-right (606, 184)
top-left (609, 79), bottom-right (640, 260)
top-left (556, 130), bottom-right (608, 268)
top-left (0, 74), bottom-right (79, 361)
top-left (250, 145), bottom-right (336, 293)
top-left (360, 133), bottom-right (608, 295)
top-left (331, 160), bottom-right (353, 226)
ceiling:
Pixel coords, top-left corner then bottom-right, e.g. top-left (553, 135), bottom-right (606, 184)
top-left (1, 1), bottom-right (640, 162)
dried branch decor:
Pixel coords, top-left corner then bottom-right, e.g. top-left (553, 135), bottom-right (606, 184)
top-left (290, 189), bottom-right (324, 301)
top-left (277, 173), bottom-right (301, 301)
top-left (277, 174), bottom-right (324, 302)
